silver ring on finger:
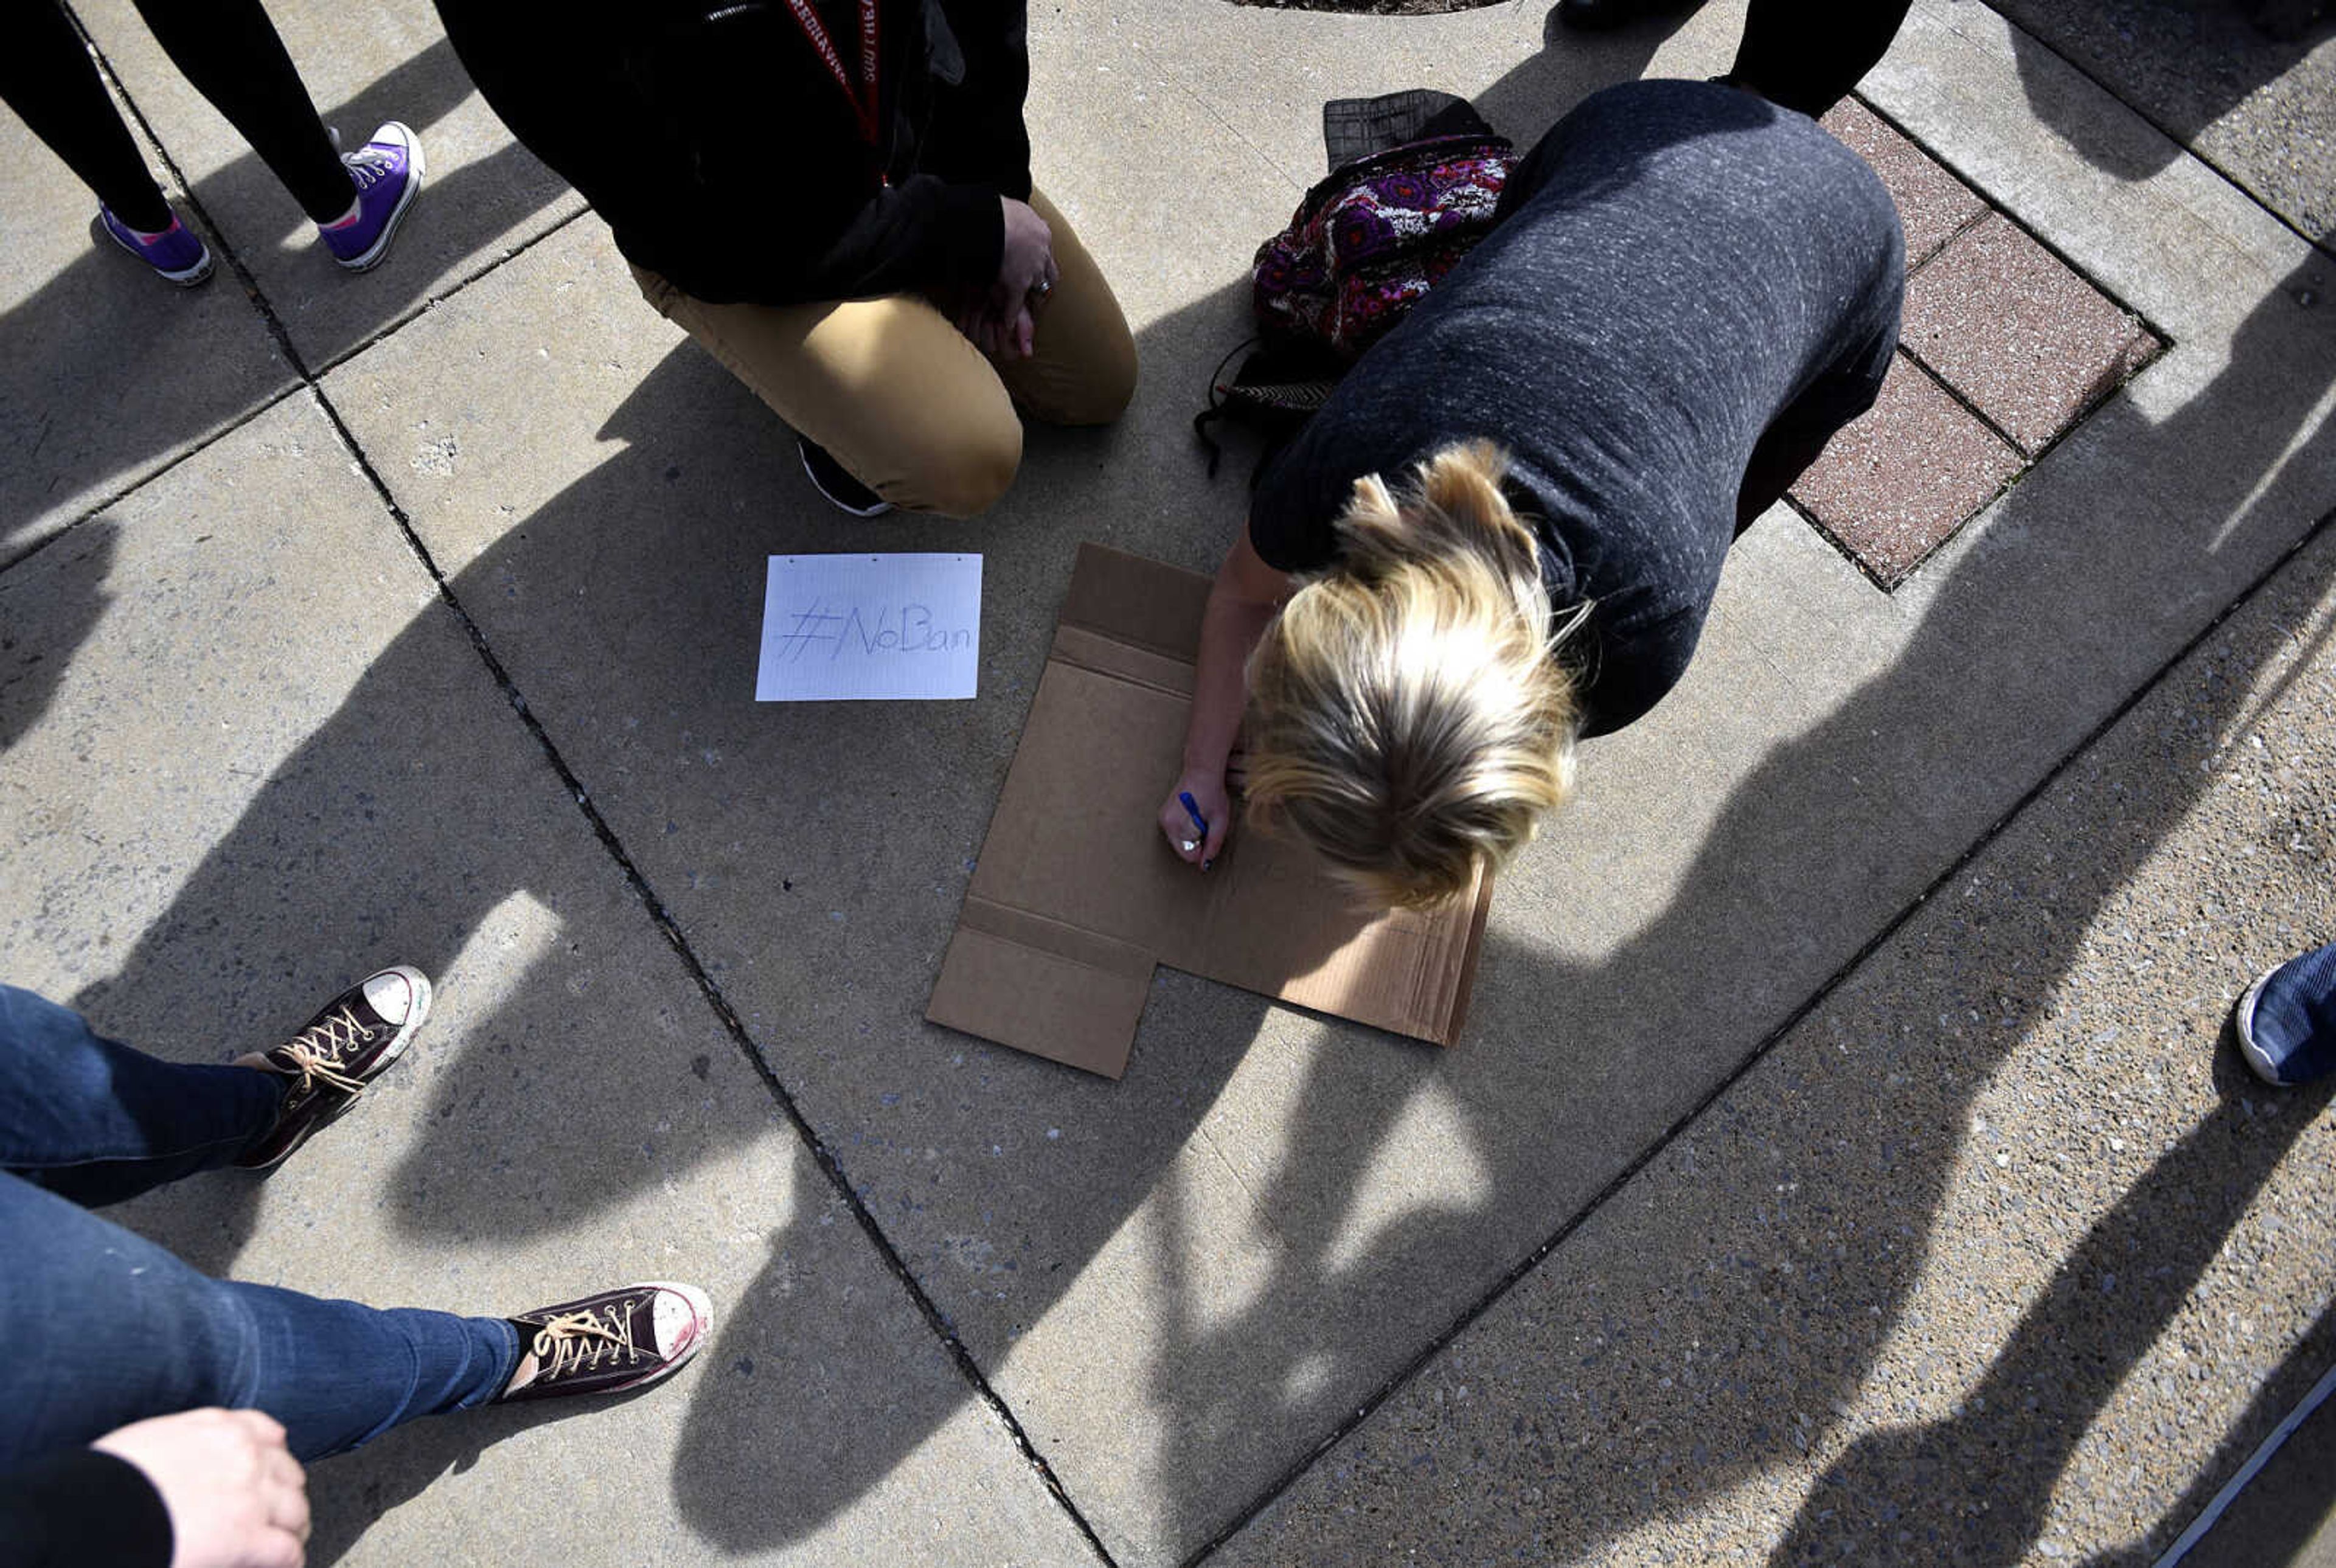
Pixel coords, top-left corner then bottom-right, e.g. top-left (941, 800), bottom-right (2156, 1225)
top-left (1180, 838), bottom-right (1200, 853)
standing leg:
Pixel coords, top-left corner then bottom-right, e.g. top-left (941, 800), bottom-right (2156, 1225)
top-left (132, 0), bottom-right (425, 269)
top-left (0, 971), bottom-right (707, 1468)
top-left (0, 1171), bottom-right (517, 1465)
top-left (0, 985), bottom-right (284, 1207)
top-left (125, 0), bottom-right (353, 223)
top-left (0, 0), bottom-right (176, 231)
top-left (1722, 0), bottom-right (1916, 119)
top-left (0, 968), bottom-right (431, 1204)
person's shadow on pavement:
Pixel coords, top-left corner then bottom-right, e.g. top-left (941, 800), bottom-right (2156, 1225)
top-left (0, 35), bottom-right (569, 566)
top-left (19, 20), bottom-right (2335, 1568)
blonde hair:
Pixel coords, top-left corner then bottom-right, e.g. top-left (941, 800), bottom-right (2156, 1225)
top-left (1244, 441), bottom-right (1582, 907)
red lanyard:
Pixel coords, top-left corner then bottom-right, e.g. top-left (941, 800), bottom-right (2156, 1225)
top-left (782, 0), bottom-right (883, 154)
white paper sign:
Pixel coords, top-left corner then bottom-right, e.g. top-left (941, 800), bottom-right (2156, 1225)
top-left (756, 553), bottom-right (982, 701)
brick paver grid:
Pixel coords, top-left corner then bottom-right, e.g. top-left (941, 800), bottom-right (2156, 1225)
top-left (1795, 100), bottom-right (2165, 589)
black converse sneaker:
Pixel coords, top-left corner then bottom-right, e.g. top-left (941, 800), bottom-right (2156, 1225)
top-left (798, 437), bottom-right (894, 516)
top-left (233, 966), bottom-right (431, 1169)
top-left (496, 1282), bottom-right (714, 1403)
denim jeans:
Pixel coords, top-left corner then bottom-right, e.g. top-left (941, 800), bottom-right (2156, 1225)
top-left (0, 985), bottom-right (519, 1465)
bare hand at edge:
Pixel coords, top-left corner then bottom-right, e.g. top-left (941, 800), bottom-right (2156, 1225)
top-left (94, 1409), bottom-right (310, 1568)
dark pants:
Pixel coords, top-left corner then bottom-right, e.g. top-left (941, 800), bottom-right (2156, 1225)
top-left (0, 985), bottom-right (516, 1466)
top-left (1722, 0), bottom-right (1917, 119)
top-left (1723, 0), bottom-right (1916, 524)
top-left (1, 0), bottom-right (353, 231)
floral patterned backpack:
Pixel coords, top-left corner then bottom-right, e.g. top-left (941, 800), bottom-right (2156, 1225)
top-left (1253, 130), bottom-right (1514, 363)
top-left (1197, 92), bottom-right (1514, 473)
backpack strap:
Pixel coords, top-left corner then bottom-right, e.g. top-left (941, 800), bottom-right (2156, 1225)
top-left (1193, 339), bottom-right (1343, 478)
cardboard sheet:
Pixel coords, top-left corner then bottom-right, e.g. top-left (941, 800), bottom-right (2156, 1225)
top-left (927, 544), bottom-right (1494, 1078)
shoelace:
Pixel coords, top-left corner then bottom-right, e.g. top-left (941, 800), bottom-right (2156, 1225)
top-left (529, 1302), bottom-right (645, 1382)
top-left (273, 1005), bottom-right (374, 1097)
top-left (344, 146), bottom-right (398, 192)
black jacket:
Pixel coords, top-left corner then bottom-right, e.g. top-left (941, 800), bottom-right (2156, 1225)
top-left (437, 0), bottom-right (1031, 305)
top-left (0, 1449), bottom-right (172, 1568)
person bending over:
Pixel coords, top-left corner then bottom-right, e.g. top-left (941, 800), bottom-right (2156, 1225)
top-left (436, 0), bottom-right (1136, 519)
top-left (1159, 73), bottom-right (1905, 904)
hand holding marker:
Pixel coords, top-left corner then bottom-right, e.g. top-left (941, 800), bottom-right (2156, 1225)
top-left (1178, 791), bottom-right (1212, 870)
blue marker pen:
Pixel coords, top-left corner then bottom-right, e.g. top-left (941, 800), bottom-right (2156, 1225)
top-left (1177, 791), bottom-right (1210, 867)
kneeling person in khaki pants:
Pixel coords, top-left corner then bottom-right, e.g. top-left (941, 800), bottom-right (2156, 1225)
top-left (438, 0), bottom-right (1136, 518)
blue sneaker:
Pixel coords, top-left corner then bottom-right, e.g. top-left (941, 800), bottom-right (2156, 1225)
top-left (98, 206), bottom-right (213, 287)
top-left (318, 120), bottom-right (424, 271)
top-left (2235, 939), bottom-right (2336, 1087)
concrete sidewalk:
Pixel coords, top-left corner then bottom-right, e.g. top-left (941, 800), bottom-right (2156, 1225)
top-left (2, 0), bottom-right (2331, 1563)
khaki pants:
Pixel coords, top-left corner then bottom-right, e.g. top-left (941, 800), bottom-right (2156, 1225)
top-left (632, 190), bottom-right (1136, 518)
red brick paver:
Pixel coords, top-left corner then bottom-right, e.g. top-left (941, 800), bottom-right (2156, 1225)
top-left (1901, 213), bottom-right (2162, 456)
top-left (1788, 108), bottom-right (2163, 587)
top-left (1820, 99), bottom-right (1988, 269)
top-left (1788, 353), bottom-right (2025, 589)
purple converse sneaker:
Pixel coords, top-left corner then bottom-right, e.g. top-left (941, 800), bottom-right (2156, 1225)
top-left (98, 207), bottom-right (213, 287)
top-left (318, 121), bottom-right (425, 271)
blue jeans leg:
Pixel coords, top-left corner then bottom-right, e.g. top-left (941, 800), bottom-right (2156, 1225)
top-left (0, 983), bottom-right (286, 1205)
top-left (0, 1171), bottom-right (520, 1464)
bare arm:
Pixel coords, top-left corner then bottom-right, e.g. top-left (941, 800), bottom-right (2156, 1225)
top-left (1158, 530), bottom-right (1294, 867)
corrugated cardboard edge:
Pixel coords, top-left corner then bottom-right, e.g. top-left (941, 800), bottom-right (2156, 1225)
top-left (1437, 868), bottom-right (1496, 1046)
top-left (1060, 542), bottom-right (1213, 660)
top-left (926, 898), bottom-right (1155, 1080)
top-left (1261, 866), bottom-right (1494, 1047)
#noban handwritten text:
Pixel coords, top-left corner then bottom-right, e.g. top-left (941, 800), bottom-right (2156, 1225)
top-left (772, 601), bottom-right (973, 664)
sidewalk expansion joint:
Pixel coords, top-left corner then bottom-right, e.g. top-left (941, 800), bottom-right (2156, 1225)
top-left (1, 173), bottom-right (581, 578)
top-left (35, 0), bottom-right (588, 561)
top-left (301, 382), bottom-right (1122, 1568)
top-left (0, 383), bottom-right (308, 577)
top-left (304, 207), bottom-right (591, 383)
top-left (1183, 503), bottom-right (2336, 1566)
